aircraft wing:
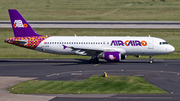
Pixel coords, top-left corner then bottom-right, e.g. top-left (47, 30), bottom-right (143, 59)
top-left (62, 45), bottom-right (125, 56)
top-left (62, 45), bottom-right (118, 51)
top-left (63, 45), bottom-right (104, 56)
top-left (63, 45), bottom-right (103, 51)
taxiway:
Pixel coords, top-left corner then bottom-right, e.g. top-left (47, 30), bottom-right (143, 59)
top-left (0, 59), bottom-right (180, 101)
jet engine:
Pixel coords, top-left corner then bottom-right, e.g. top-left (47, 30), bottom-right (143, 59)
top-left (98, 52), bottom-right (127, 61)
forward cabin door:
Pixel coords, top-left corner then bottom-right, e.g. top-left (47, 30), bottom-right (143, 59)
top-left (148, 39), bottom-right (154, 49)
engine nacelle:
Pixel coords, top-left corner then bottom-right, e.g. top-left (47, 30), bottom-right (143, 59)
top-left (104, 52), bottom-right (121, 61)
top-left (98, 52), bottom-right (127, 61)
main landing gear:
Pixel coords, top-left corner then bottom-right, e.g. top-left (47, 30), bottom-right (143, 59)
top-left (149, 55), bottom-right (153, 64)
top-left (89, 57), bottom-right (99, 64)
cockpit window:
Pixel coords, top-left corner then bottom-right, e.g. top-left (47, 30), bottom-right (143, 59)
top-left (159, 42), bottom-right (168, 45)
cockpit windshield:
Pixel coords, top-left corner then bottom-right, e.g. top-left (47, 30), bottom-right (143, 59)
top-left (159, 42), bottom-right (168, 45)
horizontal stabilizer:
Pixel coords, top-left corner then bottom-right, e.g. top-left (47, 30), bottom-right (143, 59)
top-left (13, 40), bottom-right (28, 45)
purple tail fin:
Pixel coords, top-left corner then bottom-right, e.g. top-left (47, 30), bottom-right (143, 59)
top-left (8, 9), bottom-right (41, 37)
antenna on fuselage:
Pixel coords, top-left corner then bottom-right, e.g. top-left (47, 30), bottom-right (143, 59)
top-left (148, 35), bottom-right (151, 37)
top-left (74, 34), bottom-right (77, 37)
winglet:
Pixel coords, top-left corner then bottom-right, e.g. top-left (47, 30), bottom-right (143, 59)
top-left (8, 9), bottom-right (41, 37)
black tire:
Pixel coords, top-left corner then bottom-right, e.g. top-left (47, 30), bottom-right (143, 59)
top-left (93, 58), bottom-right (99, 64)
top-left (89, 59), bottom-right (94, 64)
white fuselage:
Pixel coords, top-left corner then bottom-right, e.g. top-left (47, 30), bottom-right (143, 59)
top-left (35, 36), bottom-right (175, 56)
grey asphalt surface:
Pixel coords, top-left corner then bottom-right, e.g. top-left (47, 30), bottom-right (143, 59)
top-left (0, 59), bottom-right (180, 101)
top-left (1, 21), bottom-right (180, 28)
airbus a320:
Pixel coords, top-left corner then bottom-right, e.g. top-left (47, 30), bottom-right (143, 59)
top-left (5, 9), bottom-right (175, 64)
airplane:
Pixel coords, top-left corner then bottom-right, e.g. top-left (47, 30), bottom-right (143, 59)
top-left (5, 9), bottom-right (175, 64)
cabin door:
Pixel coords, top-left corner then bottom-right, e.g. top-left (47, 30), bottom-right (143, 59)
top-left (148, 39), bottom-right (154, 49)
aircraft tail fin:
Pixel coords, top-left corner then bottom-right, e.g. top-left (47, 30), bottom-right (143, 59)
top-left (8, 9), bottom-right (41, 37)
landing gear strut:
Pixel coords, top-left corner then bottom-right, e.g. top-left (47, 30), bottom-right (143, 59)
top-left (89, 57), bottom-right (99, 64)
top-left (149, 55), bottom-right (153, 64)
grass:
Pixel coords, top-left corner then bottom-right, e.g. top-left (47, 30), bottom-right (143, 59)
top-left (1, 28), bottom-right (180, 59)
top-left (0, 0), bottom-right (180, 21)
top-left (8, 75), bottom-right (167, 94)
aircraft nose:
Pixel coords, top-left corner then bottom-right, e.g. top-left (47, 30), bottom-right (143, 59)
top-left (171, 45), bottom-right (175, 52)
top-left (168, 45), bottom-right (175, 53)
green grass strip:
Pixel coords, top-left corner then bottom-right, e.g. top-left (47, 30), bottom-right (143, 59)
top-left (1, 0), bottom-right (180, 21)
top-left (8, 75), bottom-right (167, 94)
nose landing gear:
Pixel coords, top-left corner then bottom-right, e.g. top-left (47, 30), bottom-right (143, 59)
top-left (149, 55), bottom-right (153, 64)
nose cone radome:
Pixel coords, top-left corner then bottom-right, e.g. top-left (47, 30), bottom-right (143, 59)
top-left (166, 45), bottom-right (175, 53)
top-left (170, 45), bottom-right (175, 53)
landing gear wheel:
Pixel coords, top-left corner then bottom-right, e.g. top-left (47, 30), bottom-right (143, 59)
top-left (89, 58), bottom-right (99, 64)
top-left (150, 60), bottom-right (153, 64)
top-left (89, 59), bottom-right (94, 64)
top-left (149, 55), bottom-right (153, 64)
top-left (93, 58), bottom-right (99, 64)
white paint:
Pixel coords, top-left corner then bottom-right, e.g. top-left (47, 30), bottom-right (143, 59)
top-left (35, 36), bottom-right (175, 59)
